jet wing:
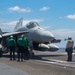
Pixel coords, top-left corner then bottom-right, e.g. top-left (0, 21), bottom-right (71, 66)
top-left (51, 38), bottom-right (61, 43)
top-left (1, 31), bottom-right (29, 38)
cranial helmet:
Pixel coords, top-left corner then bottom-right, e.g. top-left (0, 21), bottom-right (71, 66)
top-left (21, 35), bottom-right (24, 38)
top-left (68, 36), bottom-right (72, 40)
top-left (10, 35), bottom-right (13, 38)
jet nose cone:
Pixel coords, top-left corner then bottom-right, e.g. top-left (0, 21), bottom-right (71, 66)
top-left (39, 31), bottom-right (55, 42)
top-left (45, 31), bottom-right (54, 40)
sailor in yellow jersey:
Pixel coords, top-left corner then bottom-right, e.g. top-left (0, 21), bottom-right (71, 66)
top-left (65, 36), bottom-right (74, 61)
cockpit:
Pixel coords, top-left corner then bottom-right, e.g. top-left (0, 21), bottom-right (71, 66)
top-left (26, 21), bottom-right (39, 29)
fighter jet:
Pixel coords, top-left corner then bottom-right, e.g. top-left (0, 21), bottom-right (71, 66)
top-left (0, 18), bottom-right (61, 56)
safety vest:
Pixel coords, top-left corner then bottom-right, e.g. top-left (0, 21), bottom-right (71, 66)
top-left (8, 38), bottom-right (16, 46)
top-left (17, 37), bottom-right (28, 48)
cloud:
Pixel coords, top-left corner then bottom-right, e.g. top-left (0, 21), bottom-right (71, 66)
top-left (51, 29), bottom-right (75, 38)
top-left (40, 7), bottom-right (50, 11)
top-left (44, 26), bottom-right (51, 29)
top-left (42, 26), bottom-right (51, 30)
top-left (2, 21), bottom-right (17, 25)
top-left (50, 29), bottom-right (75, 47)
top-left (23, 19), bottom-right (44, 25)
top-left (0, 19), bottom-right (44, 31)
top-left (65, 14), bottom-right (75, 19)
top-left (0, 21), bottom-right (17, 31)
top-left (8, 6), bottom-right (31, 13)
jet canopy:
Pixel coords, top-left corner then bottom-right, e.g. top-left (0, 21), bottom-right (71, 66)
top-left (26, 21), bottom-right (39, 29)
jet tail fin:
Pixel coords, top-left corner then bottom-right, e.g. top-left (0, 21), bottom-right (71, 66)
top-left (14, 18), bottom-right (23, 31)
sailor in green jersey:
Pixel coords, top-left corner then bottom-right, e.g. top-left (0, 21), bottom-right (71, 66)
top-left (17, 35), bottom-right (29, 61)
top-left (8, 35), bottom-right (16, 60)
top-left (17, 36), bottom-right (28, 48)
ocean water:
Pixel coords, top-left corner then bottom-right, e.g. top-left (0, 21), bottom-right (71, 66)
top-left (59, 48), bottom-right (65, 50)
top-left (59, 48), bottom-right (75, 51)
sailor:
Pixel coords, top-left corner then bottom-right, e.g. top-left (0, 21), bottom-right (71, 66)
top-left (8, 35), bottom-right (16, 60)
top-left (24, 37), bottom-right (30, 60)
top-left (65, 36), bottom-right (74, 61)
top-left (17, 35), bottom-right (29, 61)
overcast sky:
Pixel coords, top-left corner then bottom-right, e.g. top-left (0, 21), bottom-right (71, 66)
top-left (0, 0), bottom-right (75, 48)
